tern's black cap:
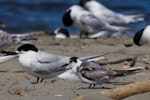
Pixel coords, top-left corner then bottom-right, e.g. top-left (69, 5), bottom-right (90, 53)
top-left (57, 28), bottom-right (70, 37)
top-left (133, 28), bottom-right (144, 46)
top-left (17, 44), bottom-right (38, 52)
top-left (62, 9), bottom-right (73, 27)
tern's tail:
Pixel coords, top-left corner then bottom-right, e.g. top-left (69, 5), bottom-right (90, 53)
top-left (80, 53), bottom-right (109, 62)
top-left (112, 66), bottom-right (145, 77)
top-left (123, 13), bottom-right (150, 24)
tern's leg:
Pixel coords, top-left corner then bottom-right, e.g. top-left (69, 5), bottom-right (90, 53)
top-left (37, 77), bottom-right (44, 83)
top-left (36, 77), bottom-right (40, 83)
top-left (40, 78), bottom-right (44, 83)
top-left (88, 84), bottom-right (96, 88)
top-left (93, 84), bottom-right (96, 88)
top-left (32, 77), bottom-right (43, 84)
top-left (88, 84), bottom-right (92, 88)
top-left (80, 31), bottom-right (84, 38)
top-left (80, 31), bottom-right (89, 38)
top-left (85, 32), bottom-right (89, 38)
top-left (33, 77), bottom-right (39, 84)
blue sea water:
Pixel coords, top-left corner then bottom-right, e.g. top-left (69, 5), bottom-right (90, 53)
top-left (0, 0), bottom-right (150, 35)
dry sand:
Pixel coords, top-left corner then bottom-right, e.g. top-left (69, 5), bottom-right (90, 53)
top-left (0, 32), bottom-right (150, 100)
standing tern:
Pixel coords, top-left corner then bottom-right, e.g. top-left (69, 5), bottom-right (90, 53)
top-left (62, 5), bottom-right (129, 38)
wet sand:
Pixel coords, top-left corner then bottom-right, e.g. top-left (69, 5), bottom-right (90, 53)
top-left (0, 32), bottom-right (150, 100)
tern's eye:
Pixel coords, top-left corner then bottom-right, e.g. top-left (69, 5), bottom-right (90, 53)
top-left (70, 57), bottom-right (78, 63)
top-left (69, 60), bottom-right (72, 63)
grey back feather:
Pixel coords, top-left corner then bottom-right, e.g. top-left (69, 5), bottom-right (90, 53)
top-left (79, 61), bottom-right (109, 82)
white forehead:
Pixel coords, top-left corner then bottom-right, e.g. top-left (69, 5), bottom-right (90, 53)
top-left (142, 25), bottom-right (150, 39)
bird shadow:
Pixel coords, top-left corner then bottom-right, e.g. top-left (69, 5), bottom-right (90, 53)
top-left (77, 86), bottom-right (112, 90)
top-left (77, 81), bottom-right (133, 90)
top-left (105, 81), bottom-right (134, 85)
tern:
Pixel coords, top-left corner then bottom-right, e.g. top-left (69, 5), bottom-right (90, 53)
top-left (62, 5), bottom-right (129, 38)
top-left (58, 57), bottom-right (125, 88)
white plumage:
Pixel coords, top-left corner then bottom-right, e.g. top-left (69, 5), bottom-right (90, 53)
top-left (80, 0), bottom-right (145, 25)
top-left (62, 5), bottom-right (129, 38)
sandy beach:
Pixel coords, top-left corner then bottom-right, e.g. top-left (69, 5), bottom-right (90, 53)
top-left (0, 32), bottom-right (150, 100)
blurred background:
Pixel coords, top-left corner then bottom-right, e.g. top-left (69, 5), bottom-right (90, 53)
top-left (0, 0), bottom-right (150, 34)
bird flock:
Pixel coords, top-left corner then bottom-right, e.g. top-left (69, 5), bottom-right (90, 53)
top-left (0, 0), bottom-right (149, 90)
top-left (60, 0), bottom-right (147, 39)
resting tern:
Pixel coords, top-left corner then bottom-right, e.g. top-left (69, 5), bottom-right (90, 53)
top-left (0, 30), bottom-right (36, 51)
top-left (62, 5), bottom-right (129, 38)
top-left (16, 44), bottom-right (107, 84)
top-left (54, 28), bottom-right (70, 39)
top-left (54, 28), bottom-right (108, 39)
top-left (79, 0), bottom-right (145, 25)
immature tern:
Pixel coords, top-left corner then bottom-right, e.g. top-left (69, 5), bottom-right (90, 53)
top-left (58, 57), bottom-right (125, 88)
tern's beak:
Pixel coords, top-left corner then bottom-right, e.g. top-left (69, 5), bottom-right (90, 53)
top-left (1, 50), bottom-right (18, 55)
top-left (15, 51), bottom-right (20, 54)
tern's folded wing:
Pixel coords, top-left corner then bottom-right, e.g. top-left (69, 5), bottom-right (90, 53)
top-left (30, 52), bottom-right (70, 74)
top-left (80, 13), bottom-right (106, 30)
top-left (35, 51), bottom-right (68, 63)
top-left (79, 61), bottom-right (109, 82)
top-left (80, 61), bottom-right (107, 71)
top-left (79, 69), bottom-right (109, 82)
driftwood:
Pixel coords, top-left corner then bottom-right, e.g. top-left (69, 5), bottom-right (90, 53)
top-left (98, 57), bottom-right (137, 66)
top-left (100, 80), bottom-right (150, 100)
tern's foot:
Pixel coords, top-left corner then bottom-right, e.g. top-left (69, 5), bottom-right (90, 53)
top-left (31, 81), bottom-right (39, 84)
top-left (88, 84), bottom-right (96, 88)
top-left (31, 77), bottom-right (44, 84)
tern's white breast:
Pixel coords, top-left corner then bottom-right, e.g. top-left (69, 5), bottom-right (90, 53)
top-left (18, 51), bottom-right (38, 77)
